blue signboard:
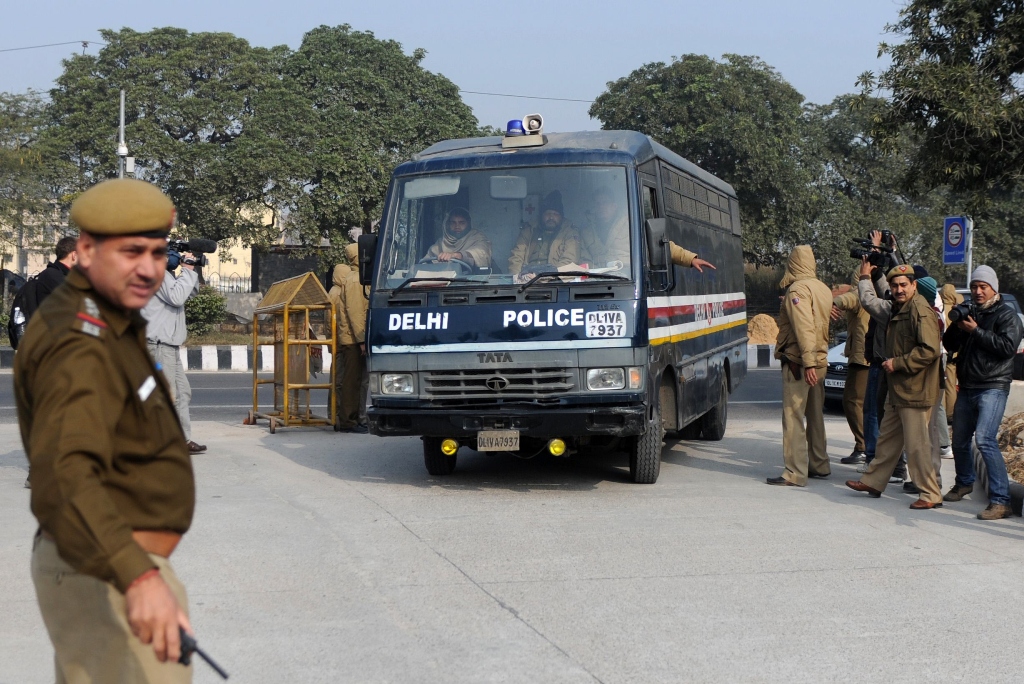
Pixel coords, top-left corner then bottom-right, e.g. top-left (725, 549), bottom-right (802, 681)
top-left (943, 216), bottom-right (968, 265)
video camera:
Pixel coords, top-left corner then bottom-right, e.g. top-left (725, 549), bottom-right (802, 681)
top-left (168, 238), bottom-right (218, 270)
top-left (849, 230), bottom-right (895, 266)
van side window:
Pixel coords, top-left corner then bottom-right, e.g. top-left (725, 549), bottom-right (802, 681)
top-left (643, 186), bottom-right (659, 220)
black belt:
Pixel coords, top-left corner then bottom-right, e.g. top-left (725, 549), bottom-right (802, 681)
top-left (148, 340), bottom-right (179, 348)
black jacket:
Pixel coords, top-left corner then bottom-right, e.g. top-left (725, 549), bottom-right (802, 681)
top-left (943, 297), bottom-right (1024, 391)
top-left (35, 261), bottom-right (70, 301)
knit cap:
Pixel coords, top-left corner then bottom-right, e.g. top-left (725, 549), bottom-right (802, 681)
top-left (970, 265), bottom-right (999, 292)
top-left (917, 276), bottom-right (937, 304)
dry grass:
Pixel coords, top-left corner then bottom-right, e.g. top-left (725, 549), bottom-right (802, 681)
top-left (185, 332), bottom-right (273, 346)
top-left (1000, 412), bottom-right (1024, 483)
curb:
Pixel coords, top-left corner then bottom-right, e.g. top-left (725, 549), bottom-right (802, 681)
top-left (746, 344), bottom-right (780, 369)
top-left (0, 345), bottom-right (334, 372)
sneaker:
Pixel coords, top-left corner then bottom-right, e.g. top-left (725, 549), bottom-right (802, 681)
top-left (889, 467), bottom-right (907, 485)
top-left (187, 440), bottom-right (208, 454)
top-left (977, 503), bottom-right (1013, 520)
top-left (24, 477), bottom-right (30, 489)
top-left (841, 451), bottom-right (867, 464)
top-left (943, 484), bottom-right (974, 502)
top-left (940, 446), bottom-right (953, 459)
top-left (857, 463), bottom-right (869, 473)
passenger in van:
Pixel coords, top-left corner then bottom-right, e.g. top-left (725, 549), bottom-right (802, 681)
top-left (423, 206), bottom-right (492, 269)
top-left (508, 190), bottom-right (582, 275)
top-left (580, 186), bottom-right (630, 267)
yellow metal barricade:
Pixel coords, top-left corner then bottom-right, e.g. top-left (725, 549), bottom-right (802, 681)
top-left (246, 272), bottom-right (336, 433)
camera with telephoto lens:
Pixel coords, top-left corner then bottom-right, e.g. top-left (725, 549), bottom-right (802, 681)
top-left (167, 238), bottom-right (218, 270)
top-left (947, 301), bottom-right (977, 323)
top-left (849, 230), bottom-right (895, 266)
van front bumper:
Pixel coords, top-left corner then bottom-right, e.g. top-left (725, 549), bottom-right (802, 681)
top-left (367, 399), bottom-right (646, 438)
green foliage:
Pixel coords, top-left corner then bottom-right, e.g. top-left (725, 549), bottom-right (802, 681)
top-left (184, 285), bottom-right (227, 338)
top-left (282, 25), bottom-right (478, 252)
top-left (590, 54), bottom-right (813, 266)
top-left (0, 91), bottom-right (51, 254)
top-left (866, 0), bottom-right (1024, 203)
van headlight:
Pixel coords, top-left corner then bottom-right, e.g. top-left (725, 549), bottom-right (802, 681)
top-left (587, 368), bottom-right (625, 391)
top-left (381, 373), bottom-right (414, 395)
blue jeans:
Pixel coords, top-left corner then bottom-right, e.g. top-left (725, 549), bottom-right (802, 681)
top-left (952, 388), bottom-right (1011, 505)
top-left (863, 364), bottom-right (883, 461)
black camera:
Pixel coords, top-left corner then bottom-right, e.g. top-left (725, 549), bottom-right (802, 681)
top-left (168, 238), bottom-right (217, 270)
top-left (849, 231), bottom-right (895, 266)
top-left (948, 301), bottom-right (976, 323)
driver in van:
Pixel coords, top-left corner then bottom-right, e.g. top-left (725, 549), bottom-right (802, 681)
top-left (508, 190), bottom-right (582, 275)
top-left (580, 186), bottom-right (630, 267)
top-left (423, 206), bottom-right (492, 269)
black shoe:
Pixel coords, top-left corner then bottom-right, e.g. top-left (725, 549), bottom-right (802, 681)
top-left (840, 451), bottom-right (867, 464)
top-left (339, 424), bottom-right (368, 434)
top-left (766, 476), bottom-right (800, 487)
top-left (903, 481), bottom-right (921, 494)
top-left (808, 471), bottom-right (830, 479)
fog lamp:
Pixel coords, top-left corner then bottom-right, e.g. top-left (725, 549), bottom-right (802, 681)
top-left (548, 439), bottom-right (566, 457)
top-left (441, 439), bottom-right (459, 456)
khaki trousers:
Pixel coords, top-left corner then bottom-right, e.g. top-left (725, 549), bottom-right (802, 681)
top-left (335, 344), bottom-right (367, 428)
top-left (781, 365), bottom-right (829, 486)
top-left (842, 363), bottom-right (869, 452)
top-left (944, 362), bottom-right (957, 423)
top-left (31, 534), bottom-right (191, 684)
top-left (860, 401), bottom-right (942, 503)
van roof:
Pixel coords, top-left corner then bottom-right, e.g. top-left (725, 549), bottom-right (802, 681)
top-left (406, 130), bottom-right (736, 198)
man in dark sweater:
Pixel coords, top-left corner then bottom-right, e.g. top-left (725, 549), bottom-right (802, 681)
top-left (34, 236), bottom-right (79, 300)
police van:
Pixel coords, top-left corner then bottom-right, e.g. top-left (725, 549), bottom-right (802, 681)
top-left (357, 116), bottom-right (747, 483)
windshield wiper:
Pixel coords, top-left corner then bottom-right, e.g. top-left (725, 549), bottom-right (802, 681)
top-left (517, 271), bottom-right (629, 293)
top-left (392, 276), bottom-right (488, 293)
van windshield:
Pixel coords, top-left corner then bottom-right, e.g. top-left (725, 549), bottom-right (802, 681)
top-left (377, 165), bottom-right (631, 289)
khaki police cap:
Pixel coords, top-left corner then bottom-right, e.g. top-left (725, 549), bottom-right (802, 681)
top-left (70, 179), bottom-right (175, 237)
top-left (886, 264), bottom-right (915, 281)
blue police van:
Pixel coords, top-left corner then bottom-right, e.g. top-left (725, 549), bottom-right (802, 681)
top-left (357, 117), bottom-right (747, 483)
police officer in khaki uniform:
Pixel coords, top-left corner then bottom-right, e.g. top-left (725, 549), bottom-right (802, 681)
top-left (329, 242), bottom-right (369, 432)
top-left (15, 179), bottom-right (196, 682)
top-left (847, 264), bottom-right (943, 508)
top-left (666, 241), bottom-right (715, 272)
top-left (768, 245), bottom-right (833, 486)
top-left (831, 272), bottom-right (872, 462)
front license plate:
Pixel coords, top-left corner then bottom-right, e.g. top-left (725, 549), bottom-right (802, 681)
top-left (586, 310), bottom-right (626, 338)
top-left (477, 430), bottom-right (520, 451)
top-left (824, 378), bottom-right (845, 389)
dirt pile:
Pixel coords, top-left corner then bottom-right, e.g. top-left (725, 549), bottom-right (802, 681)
top-left (747, 314), bottom-right (779, 345)
top-left (999, 412), bottom-right (1024, 483)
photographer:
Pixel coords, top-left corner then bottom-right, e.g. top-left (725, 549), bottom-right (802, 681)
top-left (942, 266), bottom-right (1024, 519)
top-left (142, 248), bottom-right (207, 455)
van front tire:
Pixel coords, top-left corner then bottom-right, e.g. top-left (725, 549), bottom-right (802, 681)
top-left (629, 400), bottom-right (663, 484)
top-left (423, 437), bottom-right (457, 476)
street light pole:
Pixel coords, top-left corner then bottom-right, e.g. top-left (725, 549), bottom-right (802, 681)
top-left (117, 90), bottom-right (127, 178)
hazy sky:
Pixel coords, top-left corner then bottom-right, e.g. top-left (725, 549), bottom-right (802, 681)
top-left (0, 0), bottom-right (905, 132)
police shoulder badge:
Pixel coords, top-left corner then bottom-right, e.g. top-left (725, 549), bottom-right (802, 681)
top-left (791, 296), bottom-right (801, 305)
top-left (73, 298), bottom-right (108, 338)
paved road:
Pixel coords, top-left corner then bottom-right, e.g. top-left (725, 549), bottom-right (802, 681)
top-left (3, 370), bottom-right (1023, 683)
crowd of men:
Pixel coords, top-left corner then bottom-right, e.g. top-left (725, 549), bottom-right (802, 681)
top-left (768, 232), bottom-right (1024, 520)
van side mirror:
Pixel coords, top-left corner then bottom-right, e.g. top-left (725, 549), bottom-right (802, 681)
top-left (357, 233), bottom-right (377, 286)
top-left (645, 218), bottom-right (673, 292)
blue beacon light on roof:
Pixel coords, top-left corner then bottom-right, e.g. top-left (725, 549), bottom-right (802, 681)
top-left (505, 119), bottom-right (526, 136)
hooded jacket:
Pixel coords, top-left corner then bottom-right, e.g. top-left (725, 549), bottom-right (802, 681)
top-left (939, 283), bottom-right (964, 328)
top-left (329, 250), bottom-right (367, 346)
top-left (774, 245), bottom-right (832, 368)
top-left (424, 228), bottom-right (492, 269)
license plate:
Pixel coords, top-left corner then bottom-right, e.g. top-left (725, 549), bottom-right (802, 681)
top-left (824, 379), bottom-right (845, 388)
top-left (477, 430), bottom-right (520, 451)
top-left (586, 310), bottom-right (626, 338)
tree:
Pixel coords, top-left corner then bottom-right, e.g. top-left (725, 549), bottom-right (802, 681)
top-left (867, 0), bottom-right (1024, 202)
top-left (589, 54), bottom-right (813, 266)
top-left (41, 28), bottom-right (306, 246)
top-left (0, 91), bottom-right (51, 259)
top-left (282, 25), bottom-right (478, 256)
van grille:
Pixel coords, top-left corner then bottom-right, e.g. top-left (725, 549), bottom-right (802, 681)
top-left (423, 368), bottom-right (573, 401)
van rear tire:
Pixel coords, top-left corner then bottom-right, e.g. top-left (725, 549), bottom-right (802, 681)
top-left (629, 399), bottom-right (663, 484)
top-left (423, 437), bottom-right (457, 476)
top-left (700, 376), bottom-right (728, 441)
